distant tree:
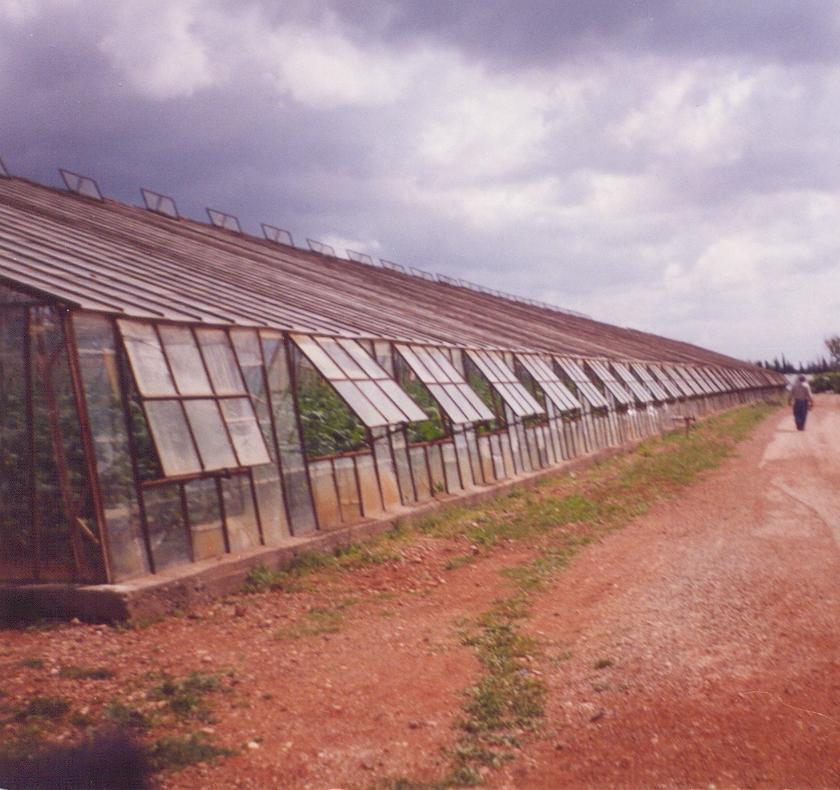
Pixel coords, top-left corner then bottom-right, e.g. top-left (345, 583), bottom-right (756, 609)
top-left (826, 335), bottom-right (840, 371)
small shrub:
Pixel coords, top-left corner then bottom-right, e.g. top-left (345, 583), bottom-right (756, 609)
top-left (15, 696), bottom-right (71, 721)
top-left (59, 665), bottom-right (115, 680)
top-left (104, 702), bottom-right (151, 732)
top-left (148, 734), bottom-right (233, 771)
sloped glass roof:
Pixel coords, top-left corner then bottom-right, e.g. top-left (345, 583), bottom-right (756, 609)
top-left (465, 349), bottom-right (544, 418)
top-left (554, 357), bottom-right (609, 409)
top-left (395, 343), bottom-right (494, 425)
top-left (585, 359), bottom-right (634, 406)
top-left (292, 334), bottom-right (427, 428)
top-left (516, 353), bottom-right (580, 412)
top-left (611, 360), bottom-right (654, 403)
top-left (629, 362), bottom-right (670, 401)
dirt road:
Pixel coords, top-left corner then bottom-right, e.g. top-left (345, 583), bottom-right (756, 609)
top-left (1, 399), bottom-right (837, 788)
top-left (512, 395), bottom-right (840, 787)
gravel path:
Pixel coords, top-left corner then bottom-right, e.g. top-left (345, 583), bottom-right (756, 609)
top-left (509, 395), bottom-right (840, 788)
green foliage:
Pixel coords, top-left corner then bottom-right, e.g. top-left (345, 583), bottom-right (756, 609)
top-left (825, 335), bottom-right (840, 370)
top-left (104, 701), bottom-right (152, 731)
top-left (296, 374), bottom-right (366, 457)
top-left (14, 696), bottom-right (71, 721)
top-left (58, 665), bottom-right (115, 680)
top-left (811, 372), bottom-right (840, 393)
top-left (148, 672), bottom-right (222, 721)
top-left (401, 377), bottom-right (447, 443)
top-left (148, 733), bottom-right (234, 771)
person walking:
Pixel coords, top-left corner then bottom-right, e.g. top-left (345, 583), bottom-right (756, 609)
top-left (788, 374), bottom-right (814, 431)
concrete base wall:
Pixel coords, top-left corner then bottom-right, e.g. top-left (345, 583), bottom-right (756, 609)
top-left (1, 398), bottom-right (780, 625)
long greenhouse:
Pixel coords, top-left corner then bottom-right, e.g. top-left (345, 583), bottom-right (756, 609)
top-left (0, 169), bottom-right (784, 611)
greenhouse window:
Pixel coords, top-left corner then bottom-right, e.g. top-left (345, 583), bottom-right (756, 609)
top-left (584, 359), bottom-right (634, 406)
top-left (554, 357), bottom-right (609, 409)
top-left (394, 344), bottom-right (494, 425)
top-left (668, 366), bottom-right (706, 396)
top-left (649, 364), bottom-right (692, 398)
top-left (629, 362), bottom-right (670, 401)
top-left (611, 361), bottom-right (655, 403)
top-left (291, 334), bottom-right (427, 427)
top-left (118, 320), bottom-right (270, 477)
top-left (515, 353), bottom-right (580, 412)
top-left (464, 350), bottom-right (544, 418)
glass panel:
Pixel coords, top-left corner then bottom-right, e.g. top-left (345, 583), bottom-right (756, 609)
top-left (74, 313), bottom-right (149, 581)
top-left (143, 484), bottom-right (190, 571)
top-left (252, 462), bottom-right (289, 544)
top-left (428, 445), bottom-right (446, 496)
top-left (396, 344), bottom-right (434, 383)
top-left (433, 351), bottom-right (463, 382)
top-left (374, 341), bottom-right (393, 376)
top-left (309, 459), bottom-right (341, 527)
top-left (0, 304), bottom-right (33, 579)
top-left (355, 452), bottom-right (384, 516)
top-left (185, 477), bottom-right (225, 560)
top-left (415, 346), bottom-right (448, 382)
top-left (355, 379), bottom-right (406, 424)
top-left (336, 338), bottom-right (385, 379)
top-left (390, 429), bottom-right (415, 504)
top-left (220, 397), bottom-right (271, 466)
top-left (446, 433), bottom-right (474, 491)
top-left (292, 334), bottom-right (346, 380)
top-left (410, 446), bottom-right (432, 502)
top-left (376, 378), bottom-right (428, 423)
top-left (262, 333), bottom-right (317, 534)
top-left (332, 380), bottom-right (388, 427)
top-left (118, 320), bottom-right (175, 396)
top-left (456, 383), bottom-right (494, 422)
top-left (371, 426), bottom-right (401, 511)
top-left (31, 308), bottom-right (101, 582)
top-left (316, 336), bottom-right (368, 379)
top-left (334, 457), bottom-right (363, 522)
top-left (426, 383), bottom-right (468, 424)
top-left (221, 474), bottom-right (261, 551)
top-left (442, 441), bottom-right (461, 492)
top-left (197, 328), bottom-right (244, 395)
top-left (145, 400), bottom-right (201, 476)
top-left (478, 435), bottom-right (495, 482)
top-left (158, 325), bottom-right (211, 395)
top-left (183, 399), bottom-right (237, 470)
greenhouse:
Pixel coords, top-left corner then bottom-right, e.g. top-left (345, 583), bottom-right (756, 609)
top-left (0, 169), bottom-right (784, 600)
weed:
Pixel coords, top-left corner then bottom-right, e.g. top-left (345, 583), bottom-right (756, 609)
top-left (104, 702), bottom-right (152, 732)
top-left (594, 658), bottom-right (614, 670)
top-left (275, 601), bottom-right (354, 639)
top-left (58, 665), bottom-right (115, 680)
top-left (147, 733), bottom-right (233, 771)
top-left (17, 657), bottom-right (45, 670)
top-left (14, 696), bottom-right (71, 722)
top-left (148, 672), bottom-right (221, 721)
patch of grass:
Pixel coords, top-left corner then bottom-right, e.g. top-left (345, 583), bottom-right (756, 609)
top-left (275, 599), bottom-right (356, 640)
top-left (17, 657), bottom-right (45, 669)
top-left (147, 733), bottom-right (234, 771)
top-left (104, 701), bottom-right (152, 732)
top-left (14, 696), bottom-right (71, 722)
top-left (148, 672), bottom-right (222, 721)
top-left (594, 658), bottom-right (614, 670)
top-left (58, 665), bottom-right (115, 680)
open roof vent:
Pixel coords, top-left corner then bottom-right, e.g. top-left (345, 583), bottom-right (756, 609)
top-left (306, 238), bottom-right (336, 256)
top-left (141, 188), bottom-right (179, 219)
top-left (380, 259), bottom-right (407, 273)
top-left (0, 157), bottom-right (9, 178)
top-left (59, 169), bottom-right (103, 201)
top-left (346, 249), bottom-right (374, 265)
top-left (207, 208), bottom-right (242, 233)
top-left (261, 223), bottom-right (294, 247)
top-left (409, 267), bottom-right (435, 281)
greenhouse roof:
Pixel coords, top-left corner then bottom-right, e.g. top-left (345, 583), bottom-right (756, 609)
top-left (0, 175), bottom-right (772, 374)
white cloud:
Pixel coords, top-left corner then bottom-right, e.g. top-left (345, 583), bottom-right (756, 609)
top-left (613, 65), bottom-right (756, 164)
top-left (98, 0), bottom-right (216, 100)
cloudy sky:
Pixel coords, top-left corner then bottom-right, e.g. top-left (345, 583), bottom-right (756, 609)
top-left (2, 1), bottom-right (839, 364)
